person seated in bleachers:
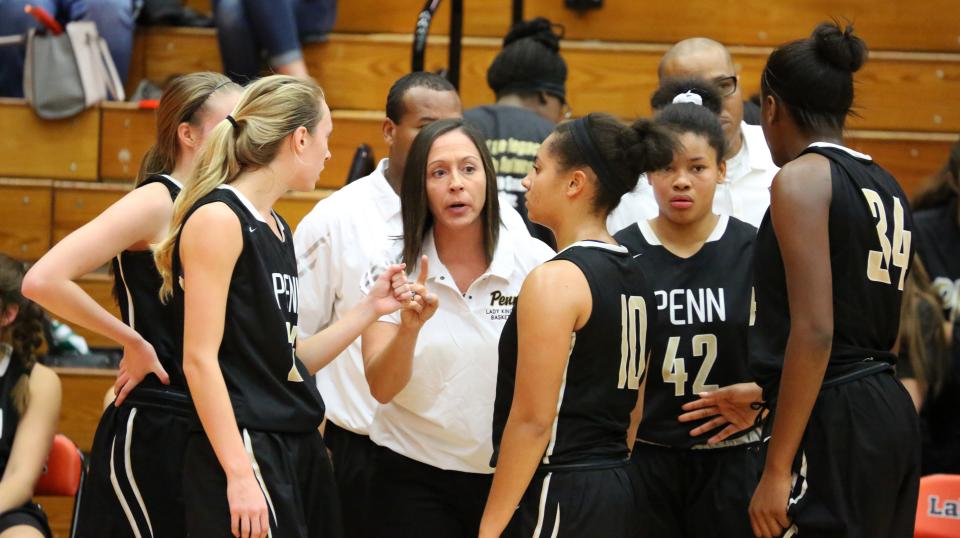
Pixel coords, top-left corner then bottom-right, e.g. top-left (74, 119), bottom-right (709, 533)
top-left (0, 254), bottom-right (61, 538)
top-left (897, 260), bottom-right (950, 407)
top-left (608, 37), bottom-right (778, 231)
top-left (0, 0), bottom-right (137, 98)
top-left (906, 139), bottom-right (960, 475)
top-left (212, 0), bottom-right (337, 83)
top-left (464, 17), bottom-right (568, 248)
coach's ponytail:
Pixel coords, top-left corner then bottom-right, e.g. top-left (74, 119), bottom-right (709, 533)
top-left (154, 75), bottom-right (327, 301)
top-left (548, 113), bottom-right (674, 215)
top-left (136, 72), bottom-right (241, 185)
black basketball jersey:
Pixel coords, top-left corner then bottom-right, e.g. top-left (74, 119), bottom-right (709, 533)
top-left (0, 349), bottom-right (30, 474)
top-left (913, 198), bottom-right (960, 321)
top-left (111, 174), bottom-right (186, 391)
top-left (0, 353), bottom-right (28, 474)
top-left (615, 216), bottom-right (757, 448)
top-left (750, 143), bottom-right (916, 400)
top-left (172, 185), bottom-right (324, 433)
top-left (491, 241), bottom-right (656, 467)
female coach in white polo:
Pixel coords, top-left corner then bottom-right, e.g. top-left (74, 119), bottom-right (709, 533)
top-left (360, 118), bottom-right (553, 538)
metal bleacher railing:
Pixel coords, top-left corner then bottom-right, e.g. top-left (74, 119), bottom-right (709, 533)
top-left (410, 0), bottom-right (525, 89)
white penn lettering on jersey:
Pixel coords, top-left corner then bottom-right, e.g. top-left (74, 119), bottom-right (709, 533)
top-left (271, 273), bottom-right (299, 314)
top-left (654, 288), bottom-right (726, 325)
top-left (285, 321), bottom-right (303, 382)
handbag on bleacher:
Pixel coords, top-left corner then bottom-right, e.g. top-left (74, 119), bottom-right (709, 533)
top-left (23, 21), bottom-right (125, 120)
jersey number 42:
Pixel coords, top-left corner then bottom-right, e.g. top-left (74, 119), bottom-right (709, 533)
top-left (661, 334), bottom-right (719, 397)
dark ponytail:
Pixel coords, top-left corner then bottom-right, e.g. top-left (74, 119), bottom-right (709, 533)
top-left (487, 17), bottom-right (567, 101)
top-left (0, 254), bottom-right (47, 415)
top-left (912, 140), bottom-right (960, 211)
top-left (650, 77), bottom-right (727, 163)
top-left (812, 22), bottom-right (868, 73)
top-left (761, 21), bottom-right (868, 133)
top-left (549, 113), bottom-right (675, 214)
top-left (651, 76), bottom-right (723, 115)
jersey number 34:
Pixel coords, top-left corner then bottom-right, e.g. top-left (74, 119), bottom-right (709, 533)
top-left (861, 188), bottom-right (911, 291)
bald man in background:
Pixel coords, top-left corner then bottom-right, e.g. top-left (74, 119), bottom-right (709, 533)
top-left (608, 38), bottom-right (778, 231)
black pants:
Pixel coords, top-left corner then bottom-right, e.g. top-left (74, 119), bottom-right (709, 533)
top-left (325, 421), bottom-right (378, 538)
top-left (631, 443), bottom-right (760, 537)
top-left (73, 389), bottom-right (191, 538)
top-left (370, 446), bottom-right (491, 538)
top-left (183, 429), bottom-right (343, 538)
top-left (505, 463), bottom-right (638, 538)
top-left (764, 371), bottom-right (920, 538)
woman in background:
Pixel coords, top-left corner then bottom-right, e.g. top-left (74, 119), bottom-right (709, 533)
top-left (0, 254), bottom-right (61, 538)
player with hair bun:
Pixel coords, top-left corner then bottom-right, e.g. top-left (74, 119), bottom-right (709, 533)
top-left (481, 113), bottom-right (675, 538)
top-left (749, 22), bottom-right (920, 538)
top-left (615, 78), bottom-right (762, 538)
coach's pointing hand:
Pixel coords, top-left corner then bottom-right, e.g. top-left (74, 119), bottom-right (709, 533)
top-left (401, 256), bottom-right (439, 329)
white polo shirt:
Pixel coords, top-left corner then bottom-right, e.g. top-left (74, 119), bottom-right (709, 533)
top-left (294, 159), bottom-right (540, 435)
top-left (606, 122), bottom-right (778, 233)
top-left (367, 227), bottom-right (554, 474)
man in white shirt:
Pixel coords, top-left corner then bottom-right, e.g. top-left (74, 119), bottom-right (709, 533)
top-left (295, 73), bottom-right (538, 538)
top-left (609, 38), bottom-right (778, 231)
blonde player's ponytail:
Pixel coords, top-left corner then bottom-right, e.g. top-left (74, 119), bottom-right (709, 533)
top-left (154, 75), bottom-right (326, 301)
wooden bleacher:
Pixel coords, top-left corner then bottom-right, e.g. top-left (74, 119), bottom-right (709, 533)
top-left (135, 27), bottom-right (960, 134)
top-left (1, 3), bottom-right (958, 535)
top-left (181, 0), bottom-right (960, 52)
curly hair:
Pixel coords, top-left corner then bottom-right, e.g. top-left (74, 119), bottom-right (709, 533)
top-left (0, 254), bottom-right (48, 414)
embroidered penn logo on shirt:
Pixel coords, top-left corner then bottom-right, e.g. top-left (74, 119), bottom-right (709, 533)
top-left (484, 290), bottom-right (517, 321)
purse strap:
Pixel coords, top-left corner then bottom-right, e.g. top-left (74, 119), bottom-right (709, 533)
top-left (0, 35), bottom-right (25, 46)
top-left (95, 35), bottom-right (125, 101)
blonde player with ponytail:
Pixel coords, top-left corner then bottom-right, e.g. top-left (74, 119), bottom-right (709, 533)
top-left (23, 72), bottom-right (241, 537)
top-left (154, 75), bottom-right (411, 538)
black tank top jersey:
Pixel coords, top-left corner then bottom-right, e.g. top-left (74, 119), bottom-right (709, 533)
top-left (111, 174), bottom-right (186, 391)
top-left (0, 356), bottom-right (28, 474)
top-left (750, 144), bottom-right (916, 400)
top-left (491, 241), bottom-right (656, 467)
top-left (913, 198), bottom-right (960, 321)
top-left (614, 216), bottom-right (757, 448)
top-left (171, 186), bottom-right (324, 433)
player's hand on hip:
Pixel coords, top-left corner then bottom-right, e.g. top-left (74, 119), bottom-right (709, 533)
top-left (400, 256), bottom-right (439, 329)
top-left (113, 336), bottom-right (169, 406)
top-left (227, 472), bottom-right (270, 538)
top-left (678, 382), bottom-right (763, 444)
top-left (749, 470), bottom-right (792, 538)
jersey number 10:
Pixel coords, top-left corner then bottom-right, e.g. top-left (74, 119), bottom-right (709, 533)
top-left (861, 188), bottom-right (911, 291)
top-left (619, 295), bottom-right (648, 390)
